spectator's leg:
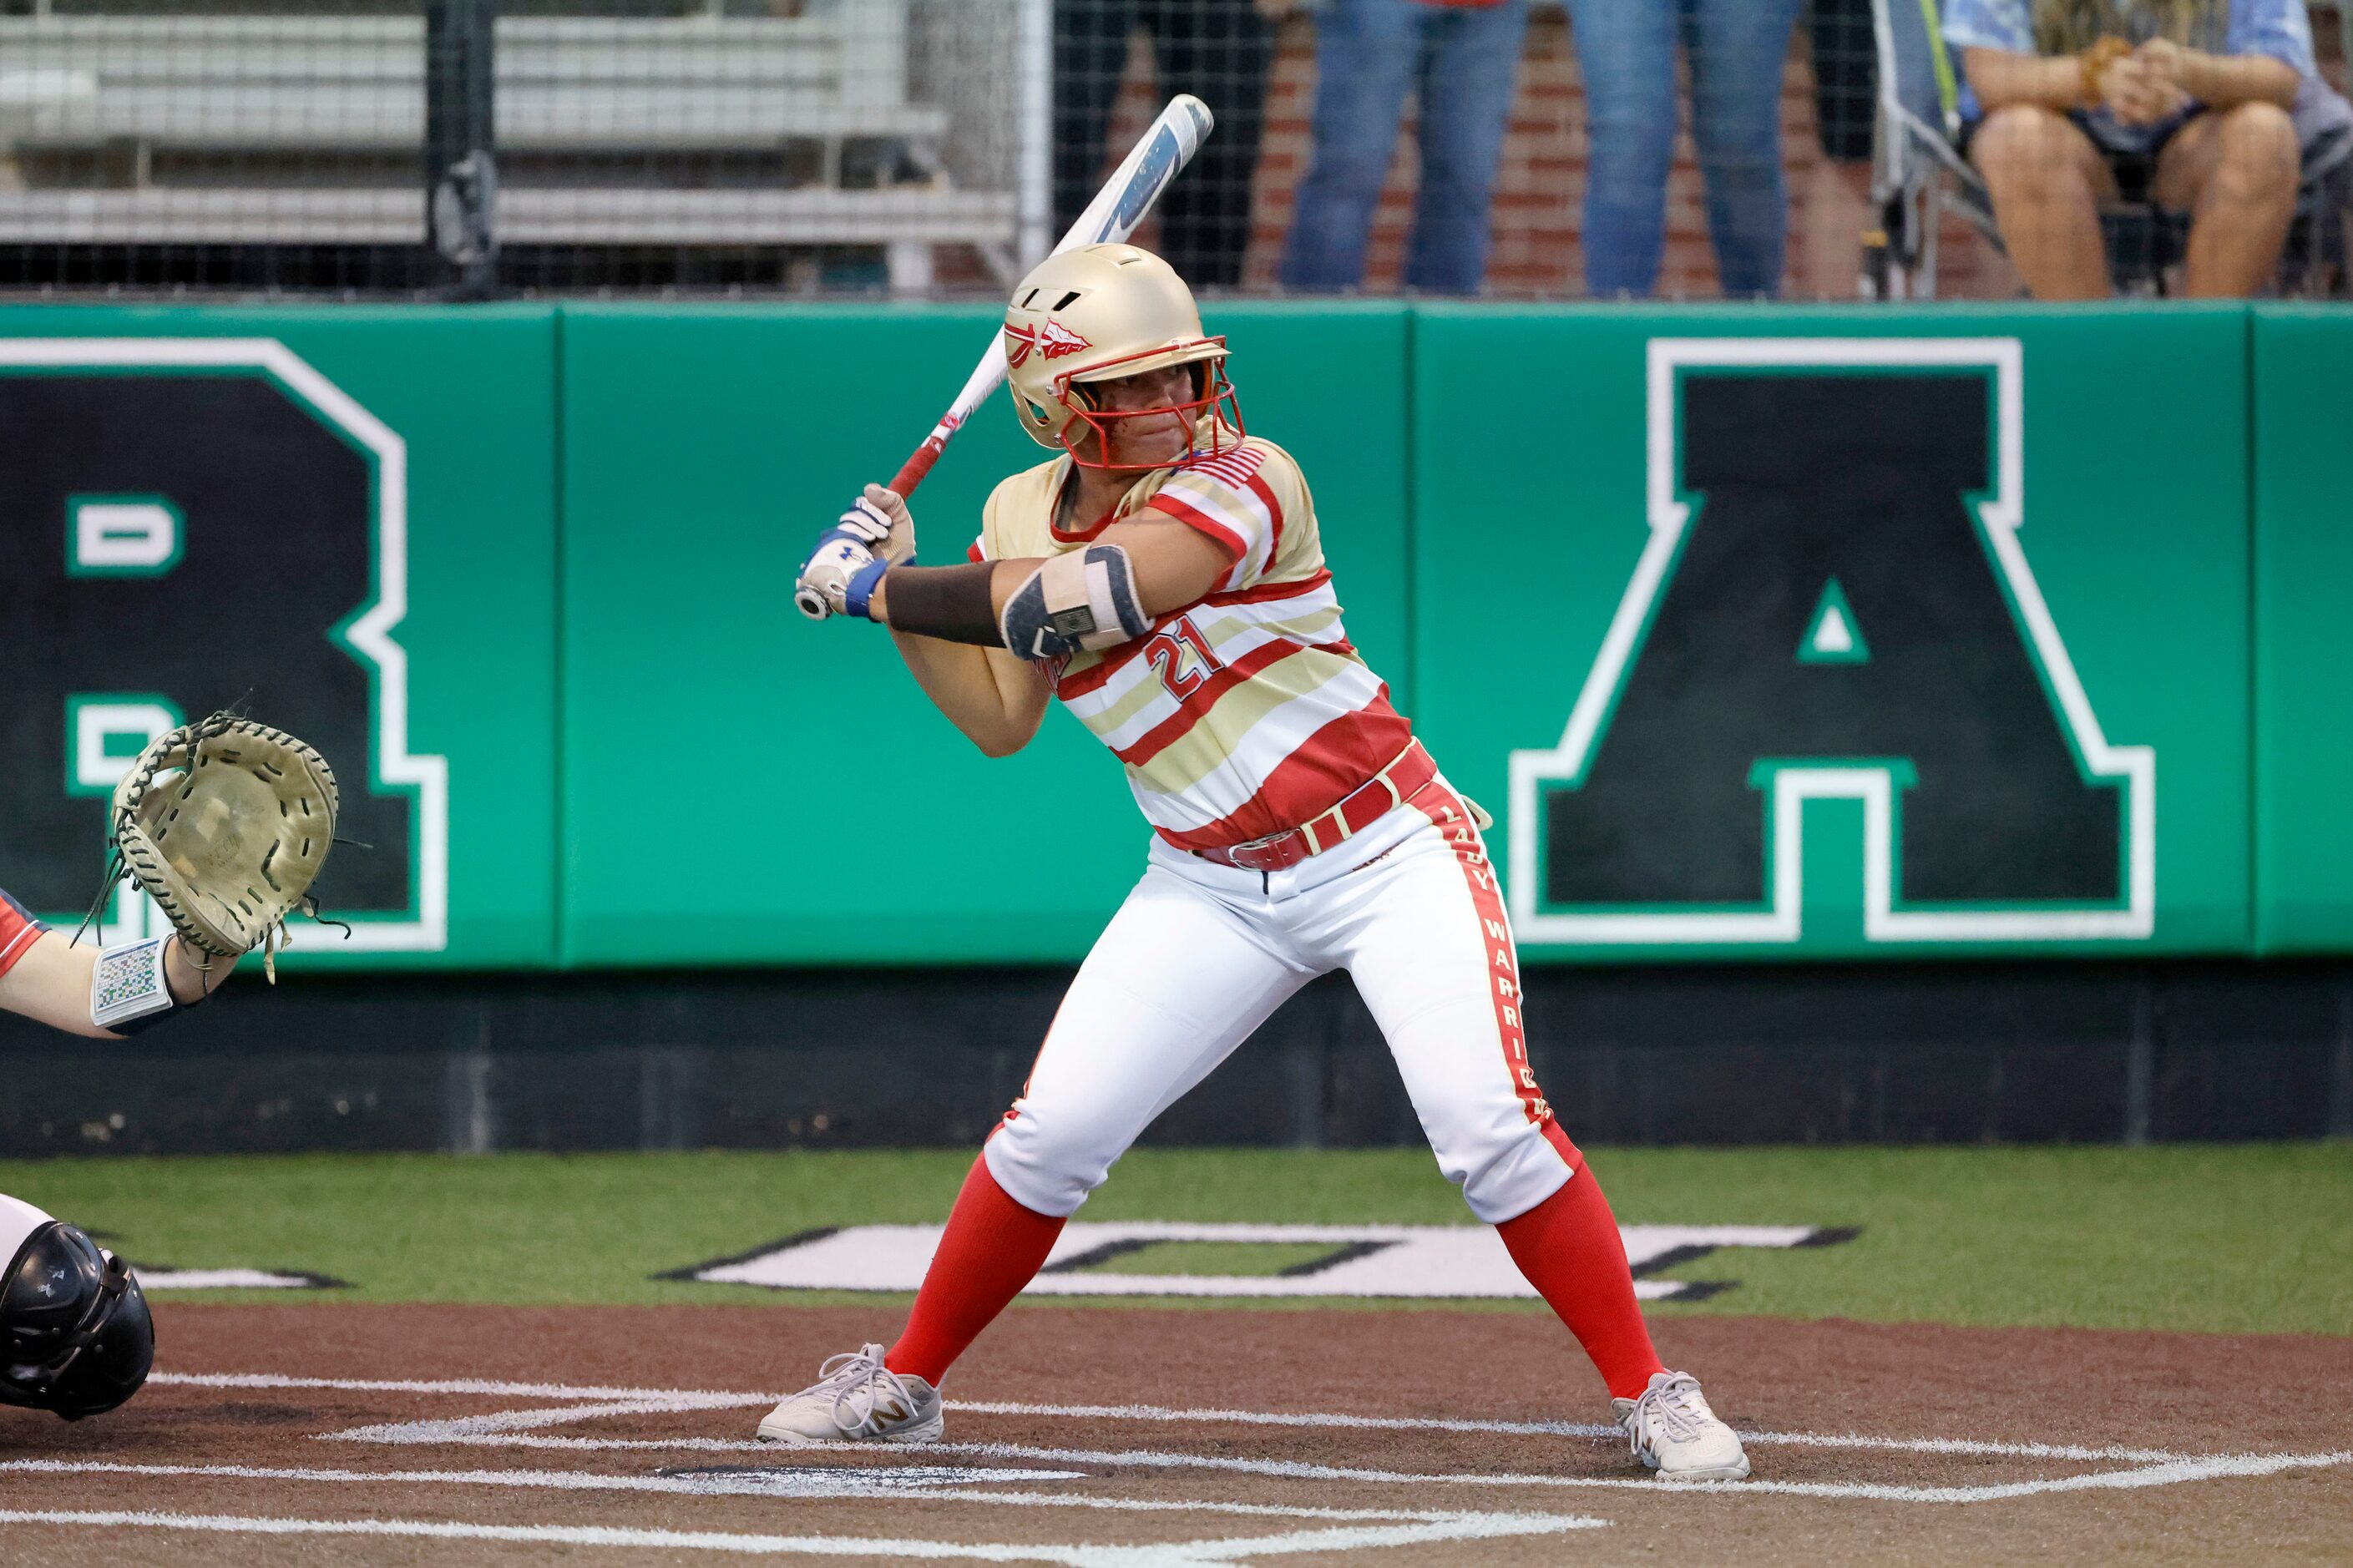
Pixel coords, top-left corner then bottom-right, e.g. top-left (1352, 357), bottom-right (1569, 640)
top-left (1279, 0), bottom-right (1421, 291)
top-left (1968, 104), bottom-right (2115, 300)
top-left (1403, 0), bottom-right (1531, 293)
top-left (2154, 103), bottom-right (2299, 299)
top-left (1146, 0), bottom-right (1275, 288)
top-left (1561, 0), bottom-right (1678, 296)
top-left (1055, 0), bottom-right (1142, 239)
top-left (1686, 0), bottom-right (1805, 296)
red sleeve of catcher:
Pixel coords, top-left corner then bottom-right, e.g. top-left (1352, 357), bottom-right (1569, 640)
top-left (0, 888), bottom-right (49, 980)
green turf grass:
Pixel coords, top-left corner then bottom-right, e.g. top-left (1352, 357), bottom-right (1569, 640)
top-left (0, 1144), bottom-right (2345, 1334)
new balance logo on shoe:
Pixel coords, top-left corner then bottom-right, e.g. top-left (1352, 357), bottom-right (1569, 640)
top-left (756, 1344), bottom-right (944, 1447)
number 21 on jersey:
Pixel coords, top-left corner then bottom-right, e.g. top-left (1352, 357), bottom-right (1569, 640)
top-left (1144, 617), bottom-right (1223, 701)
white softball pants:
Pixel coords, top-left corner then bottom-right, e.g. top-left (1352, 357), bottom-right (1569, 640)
top-left (984, 777), bottom-right (1581, 1225)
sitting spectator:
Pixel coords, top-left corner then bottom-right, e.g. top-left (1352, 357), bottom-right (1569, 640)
top-left (1944, 0), bottom-right (2320, 298)
top-left (1279, 0), bottom-right (1531, 295)
top-left (1056, 0), bottom-right (1275, 288)
top-left (1562, 0), bottom-right (1809, 298)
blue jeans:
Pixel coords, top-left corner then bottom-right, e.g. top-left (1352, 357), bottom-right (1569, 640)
top-left (1279, 0), bottom-right (1531, 294)
top-left (1563, 0), bottom-right (1804, 297)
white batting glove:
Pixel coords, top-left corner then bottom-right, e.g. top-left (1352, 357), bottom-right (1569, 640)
top-left (846, 484), bottom-right (917, 567)
top-left (781, 483), bottom-right (908, 616)
top-left (795, 534), bottom-right (881, 620)
top-left (794, 486), bottom-right (913, 620)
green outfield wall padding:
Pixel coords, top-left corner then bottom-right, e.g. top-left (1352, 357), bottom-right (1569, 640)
top-left (1410, 305), bottom-right (2253, 961)
top-left (8, 302), bottom-right (2345, 970)
top-left (2252, 306), bottom-right (2353, 955)
top-left (0, 305), bottom-right (561, 971)
top-left (555, 302), bottom-right (1409, 965)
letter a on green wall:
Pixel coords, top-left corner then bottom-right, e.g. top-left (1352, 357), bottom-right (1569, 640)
top-left (1505, 339), bottom-right (2153, 947)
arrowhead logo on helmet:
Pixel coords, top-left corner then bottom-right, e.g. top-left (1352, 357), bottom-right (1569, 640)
top-left (1036, 321), bottom-right (1093, 359)
top-left (1004, 319), bottom-right (1091, 369)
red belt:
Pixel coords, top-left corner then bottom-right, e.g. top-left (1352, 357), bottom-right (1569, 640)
top-left (1183, 742), bottom-right (1440, 874)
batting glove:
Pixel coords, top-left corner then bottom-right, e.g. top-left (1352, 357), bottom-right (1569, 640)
top-left (797, 487), bottom-right (916, 621)
top-left (848, 484), bottom-right (917, 566)
top-left (795, 539), bottom-right (873, 620)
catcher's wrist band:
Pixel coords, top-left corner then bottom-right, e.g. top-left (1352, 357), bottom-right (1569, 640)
top-left (90, 937), bottom-right (205, 1034)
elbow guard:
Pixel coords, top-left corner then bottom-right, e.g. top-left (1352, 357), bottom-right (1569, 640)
top-left (999, 544), bottom-right (1154, 660)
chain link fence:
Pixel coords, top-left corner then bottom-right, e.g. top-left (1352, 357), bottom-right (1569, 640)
top-left (1, 0), bottom-right (2345, 299)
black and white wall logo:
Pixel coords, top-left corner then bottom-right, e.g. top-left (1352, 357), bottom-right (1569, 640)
top-left (0, 339), bottom-right (448, 951)
top-left (1508, 338), bottom-right (2153, 944)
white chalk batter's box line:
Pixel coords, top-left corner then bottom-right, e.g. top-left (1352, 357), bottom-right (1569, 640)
top-left (144, 1369), bottom-right (2353, 1508)
top-left (667, 1220), bottom-right (1860, 1302)
top-left (0, 1500), bottom-right (1593, 1566)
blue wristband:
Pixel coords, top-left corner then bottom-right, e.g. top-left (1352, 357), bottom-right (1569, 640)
top-left (843, 555), bottom-right (892, 620)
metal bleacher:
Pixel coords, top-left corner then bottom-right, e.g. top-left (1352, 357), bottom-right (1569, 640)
top-left (0, 2), bottom-right (1022, 291)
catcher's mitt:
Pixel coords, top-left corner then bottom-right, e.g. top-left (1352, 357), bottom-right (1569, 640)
top-left (105, 711), bottom-right (339, 982)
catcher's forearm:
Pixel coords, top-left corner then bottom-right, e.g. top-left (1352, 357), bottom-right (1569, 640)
top-left (0, 930), bottom-right (234, 1039)
top-left (0, 929), bottom-right (114, 1037)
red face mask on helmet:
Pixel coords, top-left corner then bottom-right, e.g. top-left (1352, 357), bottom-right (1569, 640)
top-left (1003, 243), bottom-right (1245, 472)
top-left (1053, 346), bottom-right (1246, 473)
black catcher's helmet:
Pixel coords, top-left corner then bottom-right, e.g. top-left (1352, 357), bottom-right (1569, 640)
top-left (0, 1220), bottom-right (154, 1419)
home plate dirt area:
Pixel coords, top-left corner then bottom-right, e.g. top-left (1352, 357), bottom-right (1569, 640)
top-left (3, 1306), bottom-right (2348, 1565)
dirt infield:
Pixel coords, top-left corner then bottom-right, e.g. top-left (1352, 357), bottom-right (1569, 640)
top-left (2, 1303), bottom-right (2348, 1565)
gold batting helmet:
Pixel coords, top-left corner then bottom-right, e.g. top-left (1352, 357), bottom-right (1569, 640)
top-left (1002, 244), bottom-right (1242, 469)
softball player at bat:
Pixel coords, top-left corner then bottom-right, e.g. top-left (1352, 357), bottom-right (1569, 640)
top-left (775, 243), bottom-right (1748, 1481)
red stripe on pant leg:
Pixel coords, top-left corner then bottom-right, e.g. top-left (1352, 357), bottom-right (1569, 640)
top-left (1405, 783), bottom-right (1580, 1169)
top-left (886, 1154), bottom-right (1065, 1386)
top-left (1404, 784), bottom-right (1657, 1397)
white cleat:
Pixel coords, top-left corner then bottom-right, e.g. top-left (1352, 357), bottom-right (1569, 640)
top-left (1613, 1370), bottom-right (1752, 1482)
top-left (756, 1343), bottom-right (944, 1446)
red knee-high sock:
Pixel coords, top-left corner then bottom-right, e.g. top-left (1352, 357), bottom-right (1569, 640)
top-left (885, 1154), bottom-right (1064, 1386)
top-left (1495, 1161), bottom-right (1667, 1402)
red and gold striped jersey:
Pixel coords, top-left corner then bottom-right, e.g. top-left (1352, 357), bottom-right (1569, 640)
top-left (971, 433), bottom-right (1414, 850)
